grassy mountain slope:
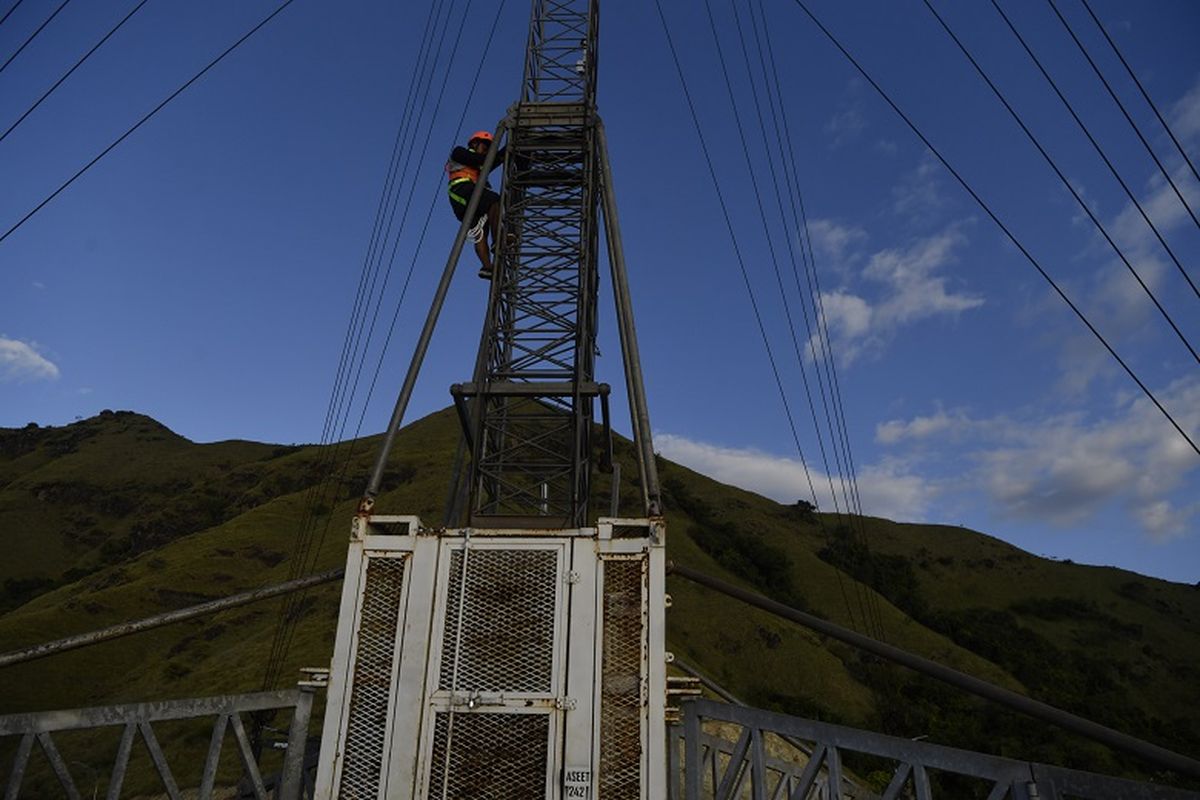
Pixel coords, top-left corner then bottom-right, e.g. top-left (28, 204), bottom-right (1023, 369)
top-left (0, 409), bottom-right (1196, 792)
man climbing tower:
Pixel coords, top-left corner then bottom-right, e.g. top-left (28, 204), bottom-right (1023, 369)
top-left (446, 129), bottom-right (504, 279)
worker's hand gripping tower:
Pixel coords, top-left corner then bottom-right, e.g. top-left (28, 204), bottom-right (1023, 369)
top-left (313, 2), bottom-right (668, 797)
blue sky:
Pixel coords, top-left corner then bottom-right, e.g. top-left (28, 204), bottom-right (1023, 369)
top-left (2, 1), bottom-right (1198, 583)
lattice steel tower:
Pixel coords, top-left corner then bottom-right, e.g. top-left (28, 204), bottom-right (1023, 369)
top-left (447, 0), bottom-right (660, 528)
top-left (315, 2), bottom-right (668, 798)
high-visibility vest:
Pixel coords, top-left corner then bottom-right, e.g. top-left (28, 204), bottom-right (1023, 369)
top-left (446, 159), bottom-right (479, 189)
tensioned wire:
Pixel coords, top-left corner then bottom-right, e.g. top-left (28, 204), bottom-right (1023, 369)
top-left (747, 0), bottom-right (890, 649)
top-left (785, 0), bottom-right (1199, 459)
top-left (734, 0), bottom-right (857, 525)
top-left (988, 0), bottom-right (1200, 307)
top-left (262, 0), bottom-right (510, 692)
top-left (259, 0), bottom-right (455, 691)
top-left (921, 0), bottom-right (1200, 364)
top-left (652, 0), bottom-right (869, 638)
top-left (702, 0), bottom-right (885, 643)
top-left (0, 0), bottom-right (300, 245)
top-left (0, 0), bottom-right (69, 75)
top-left (0, 0), bottom-right (26, 29)
top-left (754, 0), bottom-right (869, 540)
top-left (1055, 0), bottom-right (1200, 240)
top-left (262, 0), bottom-right (461, 688)
top-left (1, 0), bottom-right (150, 144)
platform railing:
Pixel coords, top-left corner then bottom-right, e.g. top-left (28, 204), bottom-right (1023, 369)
top-left (1, 688), bottom-right (314, 800)
top-left (672, 699), bottom-right (1200, 800)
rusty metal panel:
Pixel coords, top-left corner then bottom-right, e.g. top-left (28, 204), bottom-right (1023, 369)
top-left (437, 547), bottom-right (558, 694)
top-left (426, 711), bottom-right (551, 799)
top-left (598, 556), bottom-right (646, 798)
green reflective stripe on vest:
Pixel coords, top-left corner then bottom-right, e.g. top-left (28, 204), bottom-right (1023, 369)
top-left (448, 177), bottom-right (473, 204)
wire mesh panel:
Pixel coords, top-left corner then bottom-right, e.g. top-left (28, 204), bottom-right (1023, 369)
top-left (438, 547), bottom-right (560, 693)
top-left (337, 554), bottom-right (407, 799)
top-left (426, 711), bottom-right (551, 799)
top-left (599, 556), bottom-right (646, 798)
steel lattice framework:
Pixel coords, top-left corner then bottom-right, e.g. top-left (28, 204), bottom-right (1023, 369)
top-left (364, 0), bottom-right (660, 525)
top-left (459, 0), bottom-right (608, 527)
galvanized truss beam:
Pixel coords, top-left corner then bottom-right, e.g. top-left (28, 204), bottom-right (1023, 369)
top-left (0, 568), bottom-right (344, 670)
top-left (675, 699), bottom-right (1200, 800)
top-left (464, 59), bottom-right (602, 526)
top-left (671, 562), bottom-right (1200, 781)
top-left (0, 690), bottom-right (314, 800)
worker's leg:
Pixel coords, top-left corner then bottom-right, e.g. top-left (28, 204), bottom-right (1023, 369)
top-left (487, 200), bottom-right (500, 248)
top-left (474, 236), bottom-right (492, 274)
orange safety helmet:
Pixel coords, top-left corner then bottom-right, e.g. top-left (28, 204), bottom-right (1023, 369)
top-left (468, 130), bottom-right (493, 146)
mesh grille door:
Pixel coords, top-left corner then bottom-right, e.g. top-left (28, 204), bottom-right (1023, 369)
top-left (421, 542), bottom-right (566, 799)
top-left (337, 553), bottom-right (409, 799)
top-left (598, 555), bottom-right (647, 798)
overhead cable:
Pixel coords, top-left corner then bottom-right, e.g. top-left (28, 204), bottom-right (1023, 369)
top-left (922, 0), bottom-right (1200, 366)
top-left (755, 0), bottom-right (867, 535)
top-left (786, 0), bottom-right (1200, 459)
top-left (0, 0), bottom-right (151, 145)
top-left (654, 0), bottom-right (866, 636)
top-left (264, 0), bottom-right (510, 691)
top-left (718, 0), bottom-right (887, 644)
top-left (0, 0), bottom-right (69, 75)
top-left (0, 0), bottom-right (298, 246)
top-left (1078, 0), bottom-right (1200, 190)
top-left (261, 0), bottom-right (459, 691)
top-left (0, 0), bottom-right (25, 29)
top-left (700, 0), bottom-right (824, 516)
top-left (1046, 0), bottom-right (1200, 238)
top-left (749, 0), bottom-right (886, 643)
top-left (989, 0), bottom-right (1200, 303)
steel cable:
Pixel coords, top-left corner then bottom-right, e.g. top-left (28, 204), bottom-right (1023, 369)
top-left (653, 0), bottom-right (867, 636)
top-left (1079, 0), bottom-right (1200, 198)
top-left (989, 0), bottom-right (1200, 304)
top-left (1046, 0), bottom-right (1200, 238)
top-left (0, 0), bottom-right (299, 246)
top-left (717, 0), bottom-right (887, 643)
top-left (0, 0), bottom-right (69, 75)
top-left (263, 0), bottom-right (509, 691)
top-left (266, 0), bottom-right (471, 683)
top-left (0, 0), bottom-right (150, 144)
top-left (0, 0), bottom-right (25, 29)
top-left (260, 0), bottom-right (454, 691)
top-left (923, 0), bottom-right (1200, 364)
top-left (745, 0), bottom-right (890, 648)
top-left (785, 0), bottom-right (1200, 458)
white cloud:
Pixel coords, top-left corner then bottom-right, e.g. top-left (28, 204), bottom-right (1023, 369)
top-left (1170, 75), bottom-right (1200, 144)
top-left (891, 154), bottom-right (945, 220)
top-left (655, 433), bottom-right (935, 522)
top-left (876, 378), bottom-right (1200, 540)
top-left (32, 281), bottom-right (45, 290)
top-left (0, 337), bottom-right (60, 382)
top-left (809, 226), bottom-right (982, 366)
top-left (806, 219), bottom-right (866, 261)
top-left (864, 228), bottom-right (984, 324)
top-left (1052, 163), bottom-right (1198, 395)
top-left (824, 104), bottom-right (865, 148)
top-left (876, 409), bottom-right (971, 444)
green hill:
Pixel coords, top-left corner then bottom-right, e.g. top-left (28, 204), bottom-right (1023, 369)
top-left (1, 409), bottom-right (1197, 793)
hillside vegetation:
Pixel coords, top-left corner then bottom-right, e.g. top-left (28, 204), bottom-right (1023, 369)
top-left (1, 409), bottom-right (1197, 793)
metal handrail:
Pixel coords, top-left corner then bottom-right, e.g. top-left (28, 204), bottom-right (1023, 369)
top-left (676, 699), bottom-right (1200, 800)
top-left (1, 689), bottom-right (315, 800)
